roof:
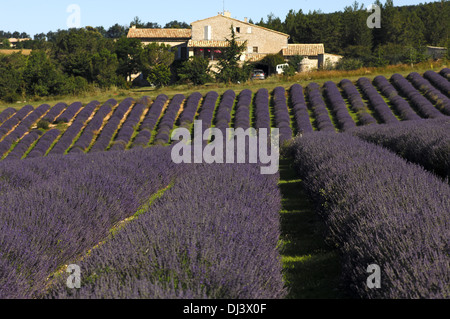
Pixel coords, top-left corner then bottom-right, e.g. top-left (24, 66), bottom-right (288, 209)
top-left (282, 44), bottom-right (325, 56)
top-left (127, 28), bottom-right (191, 39)
top-left (187, 40), bottom-right (246, 48)
top-left (190, 14), bottom-right (290, 38)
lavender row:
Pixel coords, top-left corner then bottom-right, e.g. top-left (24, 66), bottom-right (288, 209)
top-left (406, 72), bottom-right (450, 115)
top-left (213, 89), bottom-right (236, 133)
top-left (131, 94), bottom-right (168, 148)
top-left (373, 75), bottom-right (422, 121)
top-left (390, 73), bottom-right (445, 119)
top-left (273, 86), bottom-right (293, 142)
top-left (0, 103), bottom-right (51, 157)
top-left (0, 107), bottom-right (16, 125)
top-left (349, 118), bottom-right (450, 180)
top-left (68, 99), bottom-right (116, 153)
top-left (423, 70), bottom-right (450, 97)
top-left (357, 77), bottom-right (399, 124)
top-left (323, 81), bottom-right (357, 131)
top-left (90, 98), bottom-right (137, 152)
top-left (289, 84), bottom-right (314, 133)
top-left (54, 102), bottom-right (83, 123)
top-left (178, 92), bottom-right (202, 129)
top-left (439, 67), bottom-right (450, 80)
top-left (197, 91), bottom-right (219, 132)
top-left (254, 88), bottom-right (271, 131)
top-left (305, 83), bottom-right (335, 131)
top-left (3, 130), bottom-right (42, 160)
top-left (26, 129), bottom-right (61, 158)
top-left (0, 146), bottom-right (180, 298)
top-left (45, 161), bottom-right (285, 299)
top-left (153, 94), bottom-right (185, 145)
top-left (109, 102), bottom-right (148, 151)
top-left (0, 104), bottom-right (34, 139)
top-left (48, 100), bottom-right (100, 155)
top-left (41, 102), bottom-right (68, 123)
top-left (339, 79), bottom-right (377, 125)
top-left (234, 89), bottom-right (252, 130)
top-left (290, 132), bottom-right (450, 298)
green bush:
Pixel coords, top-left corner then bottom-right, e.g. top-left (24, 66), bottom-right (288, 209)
top-left (177, 56), bottom-right (212, 85)
top-left (147, 64), bottom-right (171, 87)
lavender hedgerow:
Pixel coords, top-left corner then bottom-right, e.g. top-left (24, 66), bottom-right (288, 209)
top-left (3, 130), bottom-right (43, 160)
top-left (289, 84), bottom-right (314, 133)
top-left (45, 160), bottom-right (286, 299)
top-left (339, 79), bottom-right (377, 126)
top-left (26, 129), bottom-right (61, 158)
top-left (357, 77), bottom-right (399, 124)
top-left (197, 90), bottom-right (220, 133)
top-left (373, 75), bottom-right (422, 121)
top-left (234, 89), bottom-right (252, 130)
top-left (273, 86), bottom-right (293, 142)
top-left (0, 103), bottom-right (51, 157)
top-left (390, 73), bottom-right (445, 119)
top-left (254, 88), bottom-right (271, 131)
top-left (214, 89), bottom-right (236, 133)
top-left (153, 94), bottom-right (185, 145)
top-left (439, 67), bottom-right (450, 81)
top-left (68, 99), bottom-right (116, 153)
top-left (131, 94), bottom-right (169, 148)
top-left (290, 131), bottom-right (450, 299)
top-left (423, 70), bottom-right (450, 97)
top-left (406, 72), bottom-right (450, 116)
top-left (305, 83), bottom-right (335, 131)
top-left (54, 102), bottom-right (83, 123)
top-left (41, 102), bottom-right (68, 123)
top-left (0, 146), bottom-right (181, 298)
top-left (109, 102), bottom-right (148, 150)
top-left (349, 117), bottom-right (450, 180)
top-left (178, 92), bottom-right (202, 129)
top-left (48, 100), bottom-right (100, 155)
top-left (0, 104), bottom-right (33, 139)
top-left (0, 107), bottom-right (16, 125)
top-left (322, 81), bottom-right (357, 131)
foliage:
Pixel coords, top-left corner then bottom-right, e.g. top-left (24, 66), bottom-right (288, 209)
top-left (260, 53), bottom-right (286, 75)
top-left (177, 56), bottom-right (212, 85)
top-left (0, 52), bottom-right (26, 102)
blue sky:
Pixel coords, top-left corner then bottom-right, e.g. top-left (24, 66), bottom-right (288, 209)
top-left (0, 0), bottom-right (441, 37)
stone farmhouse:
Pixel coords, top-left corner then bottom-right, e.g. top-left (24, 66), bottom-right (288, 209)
top-left (127, 11), bottom-right (342, 74)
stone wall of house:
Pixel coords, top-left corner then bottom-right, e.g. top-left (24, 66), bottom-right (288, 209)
top-left (322, 53), bottom-right (343, 69)
top-left (190, 15), bottom-right (289, 56)
top-left (299, 57), bottom-right (319, 72)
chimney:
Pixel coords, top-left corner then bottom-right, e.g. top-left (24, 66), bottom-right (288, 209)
top-left (244, 17), bottom-right (248, 23)
top-left (131, 25), bottom-right (136, 29)
top-left (223, 10), bottom-right (231, 17)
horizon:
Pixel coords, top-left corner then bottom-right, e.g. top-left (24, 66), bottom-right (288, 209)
top-left (0, 0), bottom-right (443, 37)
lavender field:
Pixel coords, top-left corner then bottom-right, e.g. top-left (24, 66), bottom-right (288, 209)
top-left (0, 68), bottom-right (449, 299)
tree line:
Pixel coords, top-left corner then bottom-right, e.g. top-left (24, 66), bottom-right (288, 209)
top-left (256, 0), bottom-right (449, 68)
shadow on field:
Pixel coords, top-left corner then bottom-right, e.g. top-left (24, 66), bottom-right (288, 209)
top-left (278, 158), bottom-right (346, 299)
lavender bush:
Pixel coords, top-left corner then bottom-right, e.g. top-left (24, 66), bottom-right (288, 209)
top-left (54, 102), bottom-right (83, 123)
top-left (440, 68), bottom-right (450, 80)
top-left (390, 73), bottom-right (445, 119)
top-left (3, 129), bottom-right (42, 160)
top-left (153, 94), bottom-right (185, 145)
top-left (305, 83), bottom-right (335, 131)
top-left (339, 79), bottom-right (377, 125)
top-left (0, 107), bottom-right (16, 125)
top-left (197, 91), bottom-right (219, 133)
top-left (289, 84), bottom-right (314, 134)
top-left (26, 129), bottom-right (61, 158)
top-left (273, 86), bottom-right (293, 142)
top-left (322, 81), bottom-right (357, 131)
top-left (214, 89), bottom-right (236, 133)
top-left (357, 77), bottom-right (399, 124)
top-left (423, 70), bottom-right (450, 97)
top-left (177, 92), bottom-right (202, 129)
top-left (290, 132), bottom-right (450, 298)
top-left (254, 88), bottom-right (271, 131)
top-left (233, 89), bottom-right (252, 130)
top-left (41, 102), bottom-right (68, 123)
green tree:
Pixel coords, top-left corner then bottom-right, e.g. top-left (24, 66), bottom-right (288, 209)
top-left (260, 53), bottom-right (286, 75)
top-left (177, 56), bottom-right (212, 85)
top-left (215, 26), bottom-right (250, 83)
top-left (0, 52), bottom-right (26, 102)
top-left (115, 37), bottom-right (143, 82)
top-left (147, 63), bottom-right (171, 87)
top-left (140, 42), bottom-right (175, 86)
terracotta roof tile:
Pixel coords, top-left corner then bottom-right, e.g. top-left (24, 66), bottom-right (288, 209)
top-left (187, 40), bottom-right (246, 47)
top-left (282, 44), bottom-right (325, 56)
top-left (127, 28), bottom-right (191, 39)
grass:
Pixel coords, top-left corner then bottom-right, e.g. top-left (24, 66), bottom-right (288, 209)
top-left (278, 157), bottom-right (346, 299)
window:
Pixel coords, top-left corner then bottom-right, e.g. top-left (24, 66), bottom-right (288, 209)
top-left (204, 25), bottom-right (211, 40)
top-left (235, 27), bottom-right (240, 33)
top-left (247, 27), bottom-right (252, 34)
top-left (253, 46), bottom-right (258, 53)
